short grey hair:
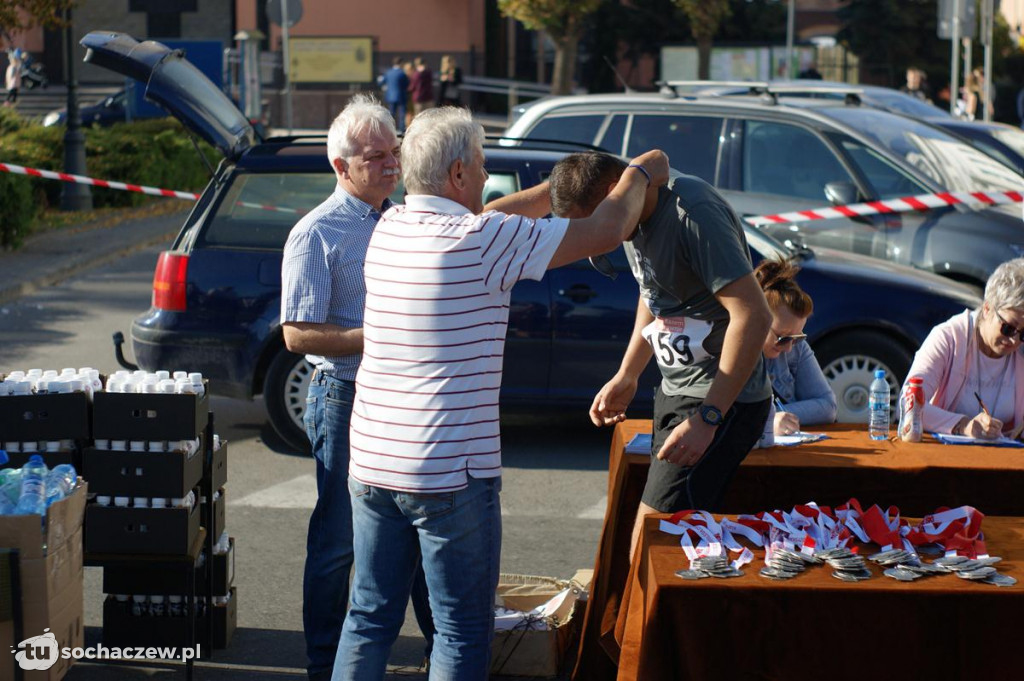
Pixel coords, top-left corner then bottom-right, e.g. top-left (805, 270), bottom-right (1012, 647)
top-left (326, 93), bottom-right (397, 167)
top-left (984, 257), bottom-right (1024, 312)
top-left (401, 107), bottom-right (483, 195)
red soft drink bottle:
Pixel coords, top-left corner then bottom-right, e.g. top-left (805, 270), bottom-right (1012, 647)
top-left (899, 377), bottom-right (924, 442)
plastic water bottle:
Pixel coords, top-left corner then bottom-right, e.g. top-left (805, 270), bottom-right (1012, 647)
top-left (45, 464), bottom-right (77, 507)
top-left (868, 369), bottom-right (891, 441)
top-left (13, 454), bottom-right (48, 516)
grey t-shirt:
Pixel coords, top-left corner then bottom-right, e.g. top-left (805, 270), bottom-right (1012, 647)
top-left (624, 172), bottom-right (770, 403)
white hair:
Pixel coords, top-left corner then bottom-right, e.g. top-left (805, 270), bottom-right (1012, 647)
top-left (984, 257), bottom-right (1024, 313)
top-left (401, 107), bottom-right (483, 195)
top-left (326, 93), bottom-right (397, 168)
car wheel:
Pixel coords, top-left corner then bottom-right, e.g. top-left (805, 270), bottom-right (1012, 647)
top-left (264, 348), bottom-right (313, 453)
top-left (814, 331), bottom-right (911, 425)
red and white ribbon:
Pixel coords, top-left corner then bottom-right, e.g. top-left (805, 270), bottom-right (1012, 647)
top-left (0, 161), bottom-right (201, 201)
top-left (745, 189), bottom-right (1024, 226)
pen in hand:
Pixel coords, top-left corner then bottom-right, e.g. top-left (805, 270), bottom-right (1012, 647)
top-left (974, 391), bottom-right (991, 417)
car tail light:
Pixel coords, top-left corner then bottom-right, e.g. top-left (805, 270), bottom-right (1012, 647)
top-left (152, 251), bottom-right (189, 311)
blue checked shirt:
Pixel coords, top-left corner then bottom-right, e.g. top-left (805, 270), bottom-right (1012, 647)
top-left (280, 184), bottom-right (390, 380)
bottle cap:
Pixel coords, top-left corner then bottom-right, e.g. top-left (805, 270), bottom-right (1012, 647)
top-left (114, 496), bottom-right (129, 507)
top-left (133, 497), bottom-right (148, 507)
top-left (22, 441), bottom-right (38, 453)
top-left (172, 371), bottom-right (187, 380)
top-left (96, 495), bottom-right (112, 506)
top-left (28, 453), bottom-right (43, 464)
top-left (874, 369), bottom-right (886, 379)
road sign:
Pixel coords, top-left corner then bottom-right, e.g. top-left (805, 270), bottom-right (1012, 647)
top-left (267, 0), bottom-right (302, 28)
top-left (938, 0), bottom-right (976, 40)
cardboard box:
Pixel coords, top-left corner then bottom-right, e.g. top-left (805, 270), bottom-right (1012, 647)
top-left (82, 446), bottom-right (203, 498)
top-left (103, 536), bottom-right (235, 597)
top-left (92, 389), bottom-right (208, 441)
top-left (0, 392), bottom-right (90, 442)
top-left (84, 498), bottom-right (200, 556)
top-left (101, 586), bottom-right (237, 650)
top-left (201, 488), bottom-right (226, 542)
top-left (489, 572), bottom-right (590, 678)
top-left (209, 441), bottom-right (228, 492)
top-left (0, 485), bottom-right (87, 681)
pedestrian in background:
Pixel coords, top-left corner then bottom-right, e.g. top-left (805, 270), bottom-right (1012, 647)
top-left (4, 48), bottom-right (22, 107)
top-left (409, 56), bottom-right (433, 118)
top-left (436, 54), bottom-right (462, 107)
top-left (332, 107), bottom-right (667, 680)
top-left (401, 60), bottom-right (415, 130)
top-left (379, 57), bottom-right (409, 133)
top-left (280, 93), bottom-right (432, 681)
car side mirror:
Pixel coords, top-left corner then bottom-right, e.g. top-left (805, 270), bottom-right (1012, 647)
top-left (824, 181), bottom-right (858, 207)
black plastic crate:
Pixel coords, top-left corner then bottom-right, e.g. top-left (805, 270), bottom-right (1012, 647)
top-left (202, 488), bottom-right (226, 542)
top-left (209, 440), bottom-right (227, 491)
top-left (92, 389), bottom-right (208, 441)
top-left (82, 446), bottom-right (203, 498)
top-left (0, 392), bottom-right (90, 441)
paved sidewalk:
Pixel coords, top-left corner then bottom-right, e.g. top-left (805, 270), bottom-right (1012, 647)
top-left (0, 206), bottom-right (187, 305)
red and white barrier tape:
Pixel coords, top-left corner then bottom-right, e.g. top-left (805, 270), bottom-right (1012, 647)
top-left (4, 159), bottom-right (1020, 224)
top-left (0, 161), bottom-right (201, 201)
top-left (745, 189), bottom-right (1024, 226)
top-left (0, 161), bottom-right (309, 215)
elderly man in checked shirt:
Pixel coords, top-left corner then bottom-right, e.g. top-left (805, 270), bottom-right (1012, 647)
top-left (280, 93), bottom-right (434, 681)
top-left (330, 106), bottom-right (668, 680)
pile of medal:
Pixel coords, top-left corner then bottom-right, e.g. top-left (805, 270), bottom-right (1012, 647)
top-left (759, 546), bottom-right (871, 582)
top-left (675, 555), bottom-right (744, 580)
top-left (871, 549), bottom-right (1017, 587)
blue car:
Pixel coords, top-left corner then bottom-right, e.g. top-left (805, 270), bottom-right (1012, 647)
top-left (83, 32), bottom-right (981, 452)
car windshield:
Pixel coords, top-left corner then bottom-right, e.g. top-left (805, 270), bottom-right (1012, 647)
top-left (824, 107), bottom-right (1023, 192)
top-left (989, 126), bottom-right (1024, 158)
top-left (861, 89), bottom-right (951, 119)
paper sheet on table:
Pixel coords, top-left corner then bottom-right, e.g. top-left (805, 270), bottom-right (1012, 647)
top-left (625, 433), bottom-right (652, 454)
top-left (772, 431), bottom-right (829, 447)
top-left (931, 432), bottom-right (1024, 447)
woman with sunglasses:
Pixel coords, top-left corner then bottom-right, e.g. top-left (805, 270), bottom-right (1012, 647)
top-left (903, 257), bottom-right (1024, 439)
top-left (755, 258), bottom-right (837, 436)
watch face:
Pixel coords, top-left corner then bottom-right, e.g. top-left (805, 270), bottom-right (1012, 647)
top-left (700, 405), bottom-right (723, 425)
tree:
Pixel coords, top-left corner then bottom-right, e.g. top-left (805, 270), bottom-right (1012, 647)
top-left (0, 0), bottom-right (73, 41)
top-left (672, 0), bottom-right (731, 80)
top-left (837, 0), bottom-right (946, 88)
top-left (498, 0), bottom-right (602, 95)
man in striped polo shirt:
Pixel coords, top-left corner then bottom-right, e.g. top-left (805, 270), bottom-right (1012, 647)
top-left (332, 107), bottom-right (667, 679)
top-left (281, 94), bottom-right (431, 681)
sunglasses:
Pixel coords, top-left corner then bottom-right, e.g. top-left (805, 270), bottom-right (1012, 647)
top-left (773, 331), bottom-right (807, 346)
top-left (588, 255), bottom-right (618, 281)
top-left (995, 311), bottom-right (1024, 343)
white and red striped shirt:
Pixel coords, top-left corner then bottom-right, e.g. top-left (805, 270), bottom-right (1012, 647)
top-left (350, 195), bottom-right (568, 492)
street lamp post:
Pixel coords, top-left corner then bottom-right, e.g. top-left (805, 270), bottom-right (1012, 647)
top-left (60, 7), bottom-right (92, 211)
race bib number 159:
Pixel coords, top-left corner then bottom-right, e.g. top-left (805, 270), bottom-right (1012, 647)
top-left (641, 316), bottom-right (712, 368)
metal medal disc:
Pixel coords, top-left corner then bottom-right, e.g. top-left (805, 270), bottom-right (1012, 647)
top-left (955, 566), bottom-right (997, 580)
top-left (883, 567), bottom-right (919, 581)
top-left (983, 573), bottom-right (1017, 587)
top-left (676, 569), bottom-right (709, 580)
top-left (709, 567), bottom-right (744, 578)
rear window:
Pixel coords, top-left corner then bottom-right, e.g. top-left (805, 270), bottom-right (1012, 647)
top-left (525, 115), bottom-right (605, 146)
top-left (202, 173), bottom-right (336, 249)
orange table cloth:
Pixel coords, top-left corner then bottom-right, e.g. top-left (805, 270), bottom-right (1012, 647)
top-left (573, 420), bottom-right (1024, 681)
top-left (617, 514), bottom-right (1024, 680)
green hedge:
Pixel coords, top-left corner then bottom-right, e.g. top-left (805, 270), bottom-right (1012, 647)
top-left (0, 111), bottom-right (216, 248)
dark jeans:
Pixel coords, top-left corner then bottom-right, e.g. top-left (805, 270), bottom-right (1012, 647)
top-left (643, 387), bottom-right (771, 512)
top-left (303, 372), bottom-right (434, 679)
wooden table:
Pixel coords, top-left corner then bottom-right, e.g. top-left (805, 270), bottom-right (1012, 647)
top-left (573, 420), bottom-right (1024, 681)
top-left (617, 514), bottom-right (1024, 680)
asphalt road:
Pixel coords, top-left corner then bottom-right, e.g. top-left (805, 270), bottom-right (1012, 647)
top-left (0, 239), bottom-right (614, 679)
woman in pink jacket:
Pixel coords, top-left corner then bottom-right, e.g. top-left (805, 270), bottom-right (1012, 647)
top-left (903, 258), bottom-right (1024, 439)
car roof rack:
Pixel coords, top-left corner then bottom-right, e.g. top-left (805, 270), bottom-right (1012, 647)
top-left (487, 135), bottom-right (608, 152)
top-left (657, 80), bottom-right (863, 106)
top-left (263, 134), bottom-right (328, 144)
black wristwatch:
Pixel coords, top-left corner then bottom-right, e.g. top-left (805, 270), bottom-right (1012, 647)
top-left (698, 404), bottom-right (724, 427)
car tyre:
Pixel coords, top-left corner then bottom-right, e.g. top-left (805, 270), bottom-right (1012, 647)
top-left (265, 348), bottom-right (313, 454)
top-left (814, 331), bottom-right (911, 425)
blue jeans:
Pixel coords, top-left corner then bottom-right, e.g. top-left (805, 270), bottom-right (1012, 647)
top-left (303, 372), bottom-right (357, 678)
top-left (332, 475), bottom-right (502, 681)
top-left (303, 372), bottom-right (434, 679)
